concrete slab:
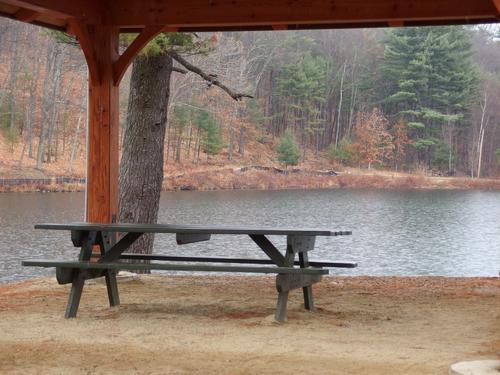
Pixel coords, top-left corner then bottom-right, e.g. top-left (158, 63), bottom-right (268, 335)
top-left (450, 360), bottom-right (500, 375)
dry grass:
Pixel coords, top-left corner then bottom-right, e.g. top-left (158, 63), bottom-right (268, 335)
top-left (0, 275), bottom-right (498, 375)
top-left (164, 168), bottom-right (500, 191)
top-left (0, 183), bottom-right (84, 193)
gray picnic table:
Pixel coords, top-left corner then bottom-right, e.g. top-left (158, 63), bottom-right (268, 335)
top-left (23, 223), bottom-right (355, 321)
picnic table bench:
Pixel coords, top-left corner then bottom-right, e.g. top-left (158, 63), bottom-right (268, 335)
top-left (22, 223), bottom-right (355, 322)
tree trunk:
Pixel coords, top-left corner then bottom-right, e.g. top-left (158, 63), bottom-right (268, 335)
top-left (476, 90), bottom-right (489, 178)
top-left (228, 127), bottom-right (233, 161)
top-left (69, 94), bottom-right (86, 173)
top-left (7, 27), bottom-right (20, 132)
top-left (119, 52), bottom-right (173, 263)
top-left (238, 126), bottom-right (245, 156)
top-left (335, 60), bottom-right (347, 147)
top-left (175, 127), bottom-right (182, 163)
top-left (46, 55), bottom-right (63, 163)
top-left (186, 124), bottom-right (193, 159)
top-left (36, 43), bottom-right (58, 169)
top-left (27, 51), bottom-right (41, 158)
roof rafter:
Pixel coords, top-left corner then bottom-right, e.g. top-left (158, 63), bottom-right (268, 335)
top-left (112, 25), bottom-right (168, 85)
top-left (0, 0), bottom-right (498, 34)
top-left (67, 19), bottom-right (100, 85)
top-left (0, 0), bottom-right (102, 22)
top-left (14, 8), bottom-right (39, 22)
top-left (493, 0), bottom-right (500, 14)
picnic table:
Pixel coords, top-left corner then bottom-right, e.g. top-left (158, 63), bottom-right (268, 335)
top-left (22, 223), bottom-right (355, 321)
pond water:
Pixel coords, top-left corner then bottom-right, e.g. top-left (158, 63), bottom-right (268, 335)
top-left (1, 189), bottom-right (499, 283)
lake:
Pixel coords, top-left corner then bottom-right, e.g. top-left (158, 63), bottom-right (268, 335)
top-left (1, 189), bottom-right (499, 282)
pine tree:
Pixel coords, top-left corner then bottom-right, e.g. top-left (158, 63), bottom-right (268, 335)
top-left (381, 26), bottom-right (479, 171)
top-left (328, 138), bottom-right (353, 165)
top-left (196, 110), bottom-right (224, 158)
top-left (171, 105), bottom-right (192, 163)
top-left (275, 51), bottom-right (327, 154)
top-left (276, 130), bottom-right (300, 168)
top-left (393, 119), bottom-right (409, 170)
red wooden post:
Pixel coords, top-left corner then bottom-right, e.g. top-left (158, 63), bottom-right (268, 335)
top-left (70, 22), bottom-right (162, 224)
top-left (86, 25), bottom-right (120, 223)
top-left (71, 22), bottom-right (120, 223)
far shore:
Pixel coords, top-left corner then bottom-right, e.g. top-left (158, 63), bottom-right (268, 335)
top-left (0, 168), bottom-right (499, 193)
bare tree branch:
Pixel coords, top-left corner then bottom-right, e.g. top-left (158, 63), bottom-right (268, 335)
top-left (172, 66), bottom-right (188, 74)
top-left (171, 51), bottom-right (253, 101)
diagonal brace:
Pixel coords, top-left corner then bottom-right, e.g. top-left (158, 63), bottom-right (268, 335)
top-left (249, 234), bottom-right (286, 266)
top-left (99, 232), bottom-right (143, 262)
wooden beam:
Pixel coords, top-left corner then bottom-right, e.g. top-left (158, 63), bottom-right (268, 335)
top-left (108, 0), bottom-right (499, 29)
top-left (492, 0), bottom-right (500, 14)
top-left (14, 8), bottom-right (40, 22)
top-left (112, 24), bottom-right (165, 85)
top-left (67, 19), bottom-right (100, 85)
top-left (272, 24), bottom-right (288, 31)
top-left (388, 20), bottom-right (405, 27)
top-left (0, 0), bottom-right (498, 32)
top-left (23, 260), bottom-right (329, 274)
top-left (85, 25), bottom-right (120, 224)
top-left (0, 0), bottom-right (102, 21)
top-left (276, 273), bottom-right (322, 293)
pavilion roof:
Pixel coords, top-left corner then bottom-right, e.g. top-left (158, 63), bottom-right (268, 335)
top-left (0, 0), bottom-right (498, 33)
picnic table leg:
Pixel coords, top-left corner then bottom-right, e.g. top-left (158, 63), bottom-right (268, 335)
top-left (299, 252), bottom-right (315, 312)
top-left (65, 270), bottom-right (86, 318)
top-left (105, 270), bottom-right (120, 306)
top-left (64, 231), bottom-right (97, 318)
top-left (275, 290), bottom-right (289, 322)
top-left (99, 231), bottom-right (120, 307)
top-left (275, 250), bottom-right (295, 322)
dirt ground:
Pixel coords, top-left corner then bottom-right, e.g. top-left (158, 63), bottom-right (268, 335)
top-left (0, 275), bottom-right (498, 375)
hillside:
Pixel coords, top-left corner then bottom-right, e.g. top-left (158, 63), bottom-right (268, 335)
top-left (1, 129), bottom-right (500, 192)
top-left (0, 20), bottom-right (500, 191)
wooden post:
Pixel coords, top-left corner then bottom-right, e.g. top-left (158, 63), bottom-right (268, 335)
top-left (68, 22), bottom-right (164, 224)
top-left (69, 21), bottom-right (120, 224)
top-left (85, 25), bottom-right (120, 224)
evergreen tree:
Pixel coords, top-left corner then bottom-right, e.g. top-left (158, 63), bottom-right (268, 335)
top-left (328, 138), bottom-right (353, 165)
top-left (381, 26), bottom-right (479, 171)
top-left (276, 130), bottom-right (300, 168)
top-left (171, 105), bottom-right (193, 163)
top-left (196, 110), bottom-right (224, 157)
top-left (393, 119), bottom-right (409, 170)
top-left (275, 50), bottom-right (327, 153)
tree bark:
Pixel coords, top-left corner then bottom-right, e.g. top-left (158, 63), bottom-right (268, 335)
top-left (119, 52), bottom-right (173, 261)
top-left (228, 127), bottom-right (234, 161)
top-left (238, 126), bottom-right (245, 156)
top-left (475, 89), bottom-right (489, 178)
top-left (46, 54), bottom-right (64, 163)
top-left (36, 43), bottom-right (58, 169)
top-left (335, 60), bottom-right (347, 147)
top-left (69, 93), bottom-right (86, 173)
top-left (26, 50), bottom-right (41, 158)
top-left (7, 26), bottom-right (20, 132)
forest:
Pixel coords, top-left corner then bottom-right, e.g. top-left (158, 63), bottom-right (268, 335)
top-left (0, 19), bottom-right (500, 180)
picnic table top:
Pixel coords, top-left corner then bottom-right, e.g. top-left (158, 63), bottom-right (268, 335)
top-left (35, 223), bottom-right (352, 237)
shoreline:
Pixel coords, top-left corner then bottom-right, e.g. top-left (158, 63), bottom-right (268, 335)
top-left (1, 171), bottom-right (500, 193)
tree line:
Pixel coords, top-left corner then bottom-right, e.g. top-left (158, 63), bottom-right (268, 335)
top-left (0, 19), bottom-right (499, 177)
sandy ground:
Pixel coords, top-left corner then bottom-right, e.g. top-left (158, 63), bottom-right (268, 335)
top-left (0, 275), bottom-right (498, 375)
